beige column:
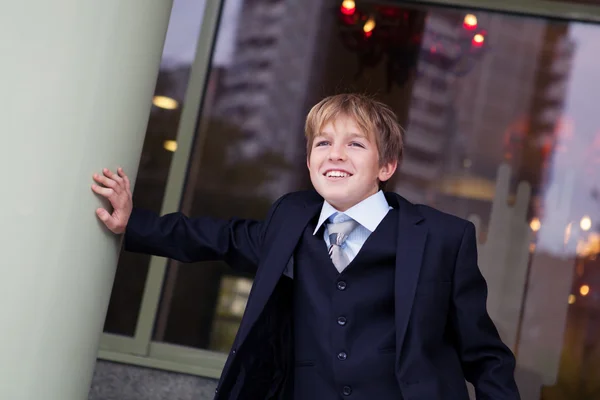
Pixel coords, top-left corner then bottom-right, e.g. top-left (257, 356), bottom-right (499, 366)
top-left (0, 1), bottom-right (173, 399)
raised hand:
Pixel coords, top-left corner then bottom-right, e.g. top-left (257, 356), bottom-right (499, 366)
top-left (91, 167), bottom-right (133, 234)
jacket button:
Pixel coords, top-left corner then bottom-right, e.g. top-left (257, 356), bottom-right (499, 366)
top-left (337, 316), bottom-right (347, 326)
top-left (232, 348), bottom-right (236, 355)
top-left (337, 281), bottom-right (347, 291)
top-left (342, 385), bottom-right (352, 396)
top-left (337, 351), bottom-right (347, 361)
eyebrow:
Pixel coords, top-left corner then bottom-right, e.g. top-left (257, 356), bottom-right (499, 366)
top-left (348, 132), bottom-right (367, 139)
top-left (315, 132), bottom-right (367, 139)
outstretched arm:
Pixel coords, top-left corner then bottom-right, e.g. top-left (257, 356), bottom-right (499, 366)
top-left (123, 208), bottom-right (268, 273)
top-left (92, 168), bottom-right (280, 273)
top-left (450, 222), bottom-right (520, 399)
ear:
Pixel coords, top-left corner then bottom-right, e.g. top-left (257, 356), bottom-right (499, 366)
top-left (306, 156), bottom-right (311, 170)
top-left (378, 160), bottom-right (397, 182)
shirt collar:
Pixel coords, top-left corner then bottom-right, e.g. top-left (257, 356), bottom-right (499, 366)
top-left (313, 190), bottom-right (390, 235)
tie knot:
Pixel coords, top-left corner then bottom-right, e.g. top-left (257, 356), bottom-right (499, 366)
top-left (328, 218), bottom-right (358, 247)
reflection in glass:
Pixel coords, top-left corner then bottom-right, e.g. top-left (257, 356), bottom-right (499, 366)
top-left (102, 0), bottom-right (205, 336)
top-left (102, 0), bottom-right (600, 398)
top-left (209, 276), bottom-right (253, 352)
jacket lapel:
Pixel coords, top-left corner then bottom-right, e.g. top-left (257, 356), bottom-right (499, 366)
top-left (236, 192), bottom-right (322, 346)
top-left (387, 193), bottom-right (427, 369)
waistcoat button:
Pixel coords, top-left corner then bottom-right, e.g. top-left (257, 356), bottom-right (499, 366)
top-left (337, 281), bottom-right (347, 290)
top-left (337, 351), bottom-right (347, 360)
top-left (337, 316), bottom-right (347, 326)
top-left (342, 385), bottom-right (352, 396)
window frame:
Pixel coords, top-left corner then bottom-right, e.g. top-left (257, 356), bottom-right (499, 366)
top-left (404, 0), bottom-right (600, 22)
top-left (97, 0), bottom-right (600, 379)
top-left (97, 0), bottom-right (227, 379)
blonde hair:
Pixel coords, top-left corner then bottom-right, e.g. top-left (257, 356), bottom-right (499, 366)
top-left (305, 93), bottom-right (405, 188)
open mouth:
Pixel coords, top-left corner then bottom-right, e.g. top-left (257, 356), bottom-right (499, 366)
top-left (323, 170), bottom-right (353, 179)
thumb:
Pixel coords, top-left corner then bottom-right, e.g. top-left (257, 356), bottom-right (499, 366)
top-left (96, 208), bottom-right (118, 232)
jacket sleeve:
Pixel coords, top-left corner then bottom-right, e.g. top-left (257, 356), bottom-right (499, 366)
top-left (123, 195), bottom-right (287, 273)
top-left (450, 221), bottom-right (521, 399)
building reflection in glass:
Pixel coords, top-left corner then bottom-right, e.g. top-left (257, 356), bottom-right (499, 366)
top-left (101, 1), bottom-right (600, 398)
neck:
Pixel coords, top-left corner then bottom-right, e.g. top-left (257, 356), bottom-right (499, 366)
top-left (328, 190), bottom-right (380, 212)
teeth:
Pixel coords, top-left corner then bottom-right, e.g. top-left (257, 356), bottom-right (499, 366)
top-left (326, 171), bottom-right (350, 178)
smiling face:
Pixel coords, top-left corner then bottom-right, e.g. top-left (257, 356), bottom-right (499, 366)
top-left (307, 114), bottom-right (397, 211)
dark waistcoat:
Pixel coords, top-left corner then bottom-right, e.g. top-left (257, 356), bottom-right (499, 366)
top-left (292, 209), bottom-right (402, 399)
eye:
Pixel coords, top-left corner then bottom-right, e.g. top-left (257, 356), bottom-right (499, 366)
top-left (349, 142), bottom-right (366, 148)
top-left (315, 140), bottom-right (330, 147)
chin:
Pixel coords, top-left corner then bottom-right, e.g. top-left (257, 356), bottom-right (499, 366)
top-left (313, 179), bottom-right (356, 205)
top-left (322, 191), bottom-right (355, 210)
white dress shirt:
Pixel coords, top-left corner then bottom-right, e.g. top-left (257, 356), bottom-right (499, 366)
top-left (284, 190), bottom-right (391, 278)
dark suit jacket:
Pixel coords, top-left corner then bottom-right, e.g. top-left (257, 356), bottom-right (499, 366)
top-left (125, 190), bottom-right (520, 400)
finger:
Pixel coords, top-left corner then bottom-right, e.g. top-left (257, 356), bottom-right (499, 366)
top-left (91, 184), bottom-right (115, 198)
top-left (118, 168), bottom-right (131, 192)
top-left (96, 208), bottom-right (117, 231)
top-left (104, 168), bottom-right (123, 183)
top-left (92, 173), bottom-right (118, 189)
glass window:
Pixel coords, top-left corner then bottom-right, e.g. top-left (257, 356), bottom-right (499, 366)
top-left (102, 0), bottom-right (206, 337)
top-left (106, 0), bottom-right (600, 397)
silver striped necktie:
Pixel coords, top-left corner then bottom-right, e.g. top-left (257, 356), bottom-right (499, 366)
top-left (327, 216), bottom-right (358, 273)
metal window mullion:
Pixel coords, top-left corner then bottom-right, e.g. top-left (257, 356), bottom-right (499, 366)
top-left (127, 0), bottom-right (225, 356)
top-left (99, 333), bottom-right (137, 354)
top-left (402, 0), bottom-right (600, 22)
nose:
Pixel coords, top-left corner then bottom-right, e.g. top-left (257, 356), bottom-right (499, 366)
top-left (328, 142), bottom-right (347, 161)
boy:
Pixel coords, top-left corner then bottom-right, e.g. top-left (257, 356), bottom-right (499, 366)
top-left (92, 94), bottom-right (520, 399)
